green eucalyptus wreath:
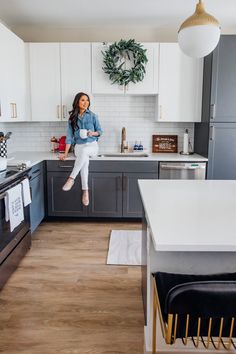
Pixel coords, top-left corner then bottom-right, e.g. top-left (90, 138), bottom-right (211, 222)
top-left (102, 39), bottom-right (148, 86)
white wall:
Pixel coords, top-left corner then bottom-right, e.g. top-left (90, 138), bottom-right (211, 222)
top-left (12, 25), bottom-right (177, 42)
top-left (0, 96), bottom-right (194, 154)
top-left (10, 25), bottom-right (236, 43)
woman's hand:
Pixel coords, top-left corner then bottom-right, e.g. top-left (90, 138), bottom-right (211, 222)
top-left (59, 153), bottom-right (68, 161)
top-left (87, 130), bottom-right (99, 137)
top-left (87, 130), bottom-right (93, 137)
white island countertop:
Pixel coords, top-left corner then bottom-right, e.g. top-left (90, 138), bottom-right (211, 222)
top-left (138, 179), bottom-right (236, 252)
top-left (7, 151), bottom-right (207, 167)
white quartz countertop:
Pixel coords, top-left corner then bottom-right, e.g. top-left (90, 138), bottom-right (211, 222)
top-left (138, 179), bottom-right (236, 252)
top-left (7, 151), bottom-right (207, 167)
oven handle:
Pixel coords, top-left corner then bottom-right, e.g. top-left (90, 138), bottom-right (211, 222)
top-left (0, 177), bottom-right (29, 199)
top-left (0, 192), bottom-right (6, 200)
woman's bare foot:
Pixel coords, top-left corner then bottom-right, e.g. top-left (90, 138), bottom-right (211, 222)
top-left (62, 177), bottom-right (74, 191)
top-left (82, 189), bottom-right (89, 206)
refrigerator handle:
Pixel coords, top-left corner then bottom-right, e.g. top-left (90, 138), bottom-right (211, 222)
top-left (210, 103), bottom-right (216, 120)
top-left (209, 126), bottom-right (215, 141)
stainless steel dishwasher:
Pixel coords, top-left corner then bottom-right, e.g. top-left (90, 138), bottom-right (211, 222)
top-left (159, 162), bottom-right (206, 180)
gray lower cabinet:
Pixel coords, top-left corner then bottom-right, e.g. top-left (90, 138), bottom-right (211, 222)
top-left (123, 173), bottom-right (158, 218)
top-left (46, 160), bottom-right (158, 218)
top-left (47, 171), bottom-right (87, 216)
top-left (88, 172), bottom-right (122, 217)
top-left (29, 162), bottom-right (45, 232)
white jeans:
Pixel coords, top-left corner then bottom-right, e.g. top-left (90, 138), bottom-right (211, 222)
top-left (70, 141), bottom-right (98, 190)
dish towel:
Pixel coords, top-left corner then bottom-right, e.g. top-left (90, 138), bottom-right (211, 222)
top-left (4, 184), bottom-right (24, 232)
top-left (21, 178), bottom-right (31, 206)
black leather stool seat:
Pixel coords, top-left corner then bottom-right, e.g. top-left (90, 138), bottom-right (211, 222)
top-left (153, 272), bottom-right (236, 338)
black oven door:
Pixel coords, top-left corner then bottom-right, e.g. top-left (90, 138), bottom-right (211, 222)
top-left (0, 179), bottom-right (30, 264)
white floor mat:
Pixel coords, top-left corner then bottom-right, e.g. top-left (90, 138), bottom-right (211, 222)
top-left (107, 230), bottom-right (142, 266)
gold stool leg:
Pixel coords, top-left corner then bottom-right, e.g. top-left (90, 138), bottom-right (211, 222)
top-left (166, 314), bottom-right (174, 344)
top-left (152, 286), bottom-right (157, 354)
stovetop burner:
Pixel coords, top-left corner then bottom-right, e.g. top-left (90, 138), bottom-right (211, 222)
top-left (0, 163), bottom-right (30, 189)
top-left (0, 169), bottom-right (19, 182)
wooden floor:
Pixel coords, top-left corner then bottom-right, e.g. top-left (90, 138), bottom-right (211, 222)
top-left (0, 221), bottom-right (144, 354)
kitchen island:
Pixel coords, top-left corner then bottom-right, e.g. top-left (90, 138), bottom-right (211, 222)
top-left (138, 180), bottom-right (236, 353)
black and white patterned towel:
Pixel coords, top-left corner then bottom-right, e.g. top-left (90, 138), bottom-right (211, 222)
top-left (0, 141), bottom-right (7, 158)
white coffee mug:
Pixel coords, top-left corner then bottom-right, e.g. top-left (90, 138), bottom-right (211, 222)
top-left (79, 129), bottom-right (88, 139)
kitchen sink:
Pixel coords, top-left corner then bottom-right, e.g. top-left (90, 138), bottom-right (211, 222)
top-left (97, 152), bottom-right (149, 158)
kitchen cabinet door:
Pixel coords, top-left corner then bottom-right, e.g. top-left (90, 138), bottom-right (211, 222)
top-left (91, 42), bottom-right (159, 95)
top-left (47, 172), bottom-right (87, 216)
top-left (207, 123), bottom-right (236, 179)
top-left (91, 43), bottom-right (124, 95)
top-left (60, 43), bottom-right (91, 120)
top-left (123, 173), bottom-right (158, 218)
top-left (210, 36), bottom-right (236, 123)
top-left (157, 43), bottom-right (203, 122)
top-left (29, 163), bottom-right (45, 233)
top-left (0, 23), bottom-right (27, 122)
top-left (29, 43), bottom-right (61, 121)
top-left (89, 172), bottom-right (122, 217)
top-left (125, 43), bottom-right (159, 95)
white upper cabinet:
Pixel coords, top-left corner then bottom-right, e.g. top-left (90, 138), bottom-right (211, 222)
top-left (126, 43), bottom-right (159, 95)
top-left (91, 43), bottom-right (124, 95)
top-left (157, 43), bottom-right (203, 122)
top-left (29, 43), bottom-right (91, 121)
top-left (0, 23), bottom-right (28, 122)
top-left (60, 43), bottom-right (92, 120)
top-left (29, 43), bottom-right (61, 122)
top-left (91, 42), bottom-right (159, 95)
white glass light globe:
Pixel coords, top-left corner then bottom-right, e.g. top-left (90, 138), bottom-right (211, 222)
top-left (178, 25), bottom-right (220, 58)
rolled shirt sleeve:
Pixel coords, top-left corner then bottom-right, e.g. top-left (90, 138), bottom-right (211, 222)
top-left (93, 114), bottom-right (103, 136)
top-left (66, 122), bottom-right (75, 144)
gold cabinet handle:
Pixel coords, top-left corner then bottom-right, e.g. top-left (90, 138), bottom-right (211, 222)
top-left (159, 105), bottom-right (163, 120)
top-left (14, 103), bottom-right (17, 118)
top-left (60, 105), bottom-right (63, 120)
top-left (10, 103), bottom-right (17, 118)
top-left (62, 105), bottom-right (67, 119)
top-left (57, 105), bottom-right (61, 119)
top-left (10, 103), bottom-right (14, 118)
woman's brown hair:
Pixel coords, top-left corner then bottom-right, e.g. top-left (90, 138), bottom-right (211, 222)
top-left (69, 92), bottom-right (90, 134)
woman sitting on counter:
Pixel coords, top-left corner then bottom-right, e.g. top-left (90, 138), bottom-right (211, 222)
top-left (59, 92), bottom-right (103, 206)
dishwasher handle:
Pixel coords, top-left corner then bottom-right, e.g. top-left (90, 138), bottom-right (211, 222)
top-left (160, 163), bottom-right (205, 170)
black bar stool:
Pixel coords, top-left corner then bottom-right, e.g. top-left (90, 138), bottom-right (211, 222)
top-left (152, 271), bottom-right (236, 353)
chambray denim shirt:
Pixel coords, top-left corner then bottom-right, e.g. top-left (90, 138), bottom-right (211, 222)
top-left (66, 109), bottom-right (103, 145)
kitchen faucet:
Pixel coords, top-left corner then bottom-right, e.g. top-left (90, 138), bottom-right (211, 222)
top-left (121, 127), bottom-right (126, 153)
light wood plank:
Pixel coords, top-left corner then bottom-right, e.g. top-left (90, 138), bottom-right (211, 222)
top-left (0, 221), bottom-right (144, 354)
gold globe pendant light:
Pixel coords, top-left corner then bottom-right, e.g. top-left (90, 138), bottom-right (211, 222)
top-left (178, 0), bottom-right (221, 58)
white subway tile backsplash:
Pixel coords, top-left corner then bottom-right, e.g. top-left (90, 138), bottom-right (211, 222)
top-left (0, 96), bottom-right (194, 154)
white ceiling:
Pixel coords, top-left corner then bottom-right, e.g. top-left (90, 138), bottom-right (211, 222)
top-left (0, 0), bottom-right (235, 29)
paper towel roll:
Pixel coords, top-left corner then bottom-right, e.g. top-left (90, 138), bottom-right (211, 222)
top-left (183, 129), bottom-right (189, 154)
